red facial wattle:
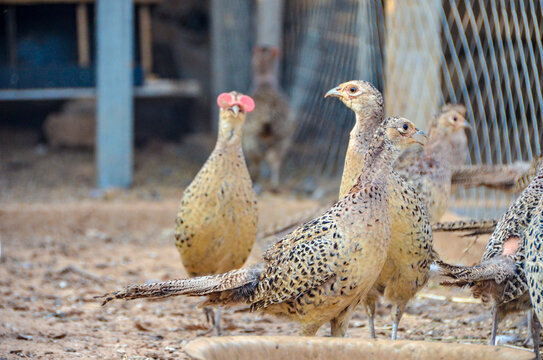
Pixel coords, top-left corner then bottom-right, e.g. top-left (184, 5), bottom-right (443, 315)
top-left (216, 93), bottom-right (255, 113)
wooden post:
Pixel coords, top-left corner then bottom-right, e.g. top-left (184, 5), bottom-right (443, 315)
top-left (210, 0), bottom-right (252, 132)
top-left (139, 5), bottom-right (153, 79)
top-left (256, 0), bottom-right (283, 77)
top-left (384, 0), bottom-right (442, 129)
top-left (357, 0), bottom-right (381, 87)
top-left (76, 3), bottom-right (90, 68)
top-left (96, 0), bottom-right (134, 188)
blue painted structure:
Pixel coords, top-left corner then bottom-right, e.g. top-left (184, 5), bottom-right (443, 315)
top-left (96, 0), bottom-right (134, 188)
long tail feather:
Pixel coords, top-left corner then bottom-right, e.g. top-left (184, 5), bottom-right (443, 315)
top-left (436, 257), bottom-right (516, 285)
top-left (96, 267), bottom-right (260, 305)
top-left (432, 219), bottom-right (499, 236)
top-left (451, 157), bottom-right (541, 193)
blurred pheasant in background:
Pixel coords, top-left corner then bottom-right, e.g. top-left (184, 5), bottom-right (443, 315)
top-left (395, 103), bottom-right (471, 222)
top-left (326, 80), bottom-right (433, 340)
top-left (174, 91), bottom-right (258, 334)
top-left (100, 117), bottom-right (426, 337)
top-left (438, 162), bottom-right (543, 358)
top-left (243, 45), bottom-right (294, 192)
top-left (451, 156), bottom-right (542, 193)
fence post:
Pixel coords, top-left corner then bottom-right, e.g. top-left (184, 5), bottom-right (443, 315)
top-left (96, 0), bottom-right (134, 188)
top-left (211, 0), bottom-right (252, 132)
top-left (384, 0), bottom-right (442, 129)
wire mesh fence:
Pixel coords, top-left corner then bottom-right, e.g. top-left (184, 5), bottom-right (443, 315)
top-left (213, 0), bottom-right (543, 217)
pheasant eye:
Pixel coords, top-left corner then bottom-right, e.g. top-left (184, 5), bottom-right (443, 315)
top-left (453, 116), bottom-right (458, 122)
top-left (402, 123), bottom-right (409, 131)
top-left (349, 86), bottom-right (358, 93)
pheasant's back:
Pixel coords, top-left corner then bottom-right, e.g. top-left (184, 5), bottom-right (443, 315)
top-left (476, 166), bottom-right (543, 304)
top-left (525, 197), bottom-right (543, 323)
top-left (175, 146), bottom-right (258, 276)
top-left (250, 181), bottom-right (391, 317)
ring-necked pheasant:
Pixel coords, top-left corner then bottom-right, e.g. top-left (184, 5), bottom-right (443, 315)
top-left (325, 80), bottom-right (433, 340)
top-left (243, 45), bottom-right (294, 191)
top-left (174, 91), bottom-right (258, 333)
top-left (99, 117), bottom-right (427, 337)
top-left (394, 104), bottom-right (471, 222)
top-left (438, 162), bottom-right (543, 357)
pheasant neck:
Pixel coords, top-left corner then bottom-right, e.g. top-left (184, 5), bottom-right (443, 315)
top-left (216, 114), bottom-right (244, 148)
top-left (351, 104), bottom-right (384, 151)
top-left (355, 130), bottom-right (398, 187)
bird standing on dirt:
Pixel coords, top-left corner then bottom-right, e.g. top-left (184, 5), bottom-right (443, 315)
top-left (243, 46), bottom-right (294, 191)
top-left (438, 162), bottom-right (543, 358)
top-left (100, 117), bottom-right (427, 337)
top-left (174, 91), bottom-right (258, 333)
top-left (395, 104), bottom-right (471, 222)
top-left (325, 80), bottom-right (433, 340)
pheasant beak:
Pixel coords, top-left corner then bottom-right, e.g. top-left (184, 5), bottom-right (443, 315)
top-left (461, 121), bottom-right (472, 130)
top-left (324, 87), bottom-right (342, 99)
top-left (412, 129), bottom-right (428, 145)
top-left (231, 104), bottom-right (241, 116)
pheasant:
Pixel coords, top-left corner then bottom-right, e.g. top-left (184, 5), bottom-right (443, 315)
top-left (99, 117), bottom-right (427, 337)
top-left (526, 196), bottom-right (543, 323)
top-left (525, 196), bottom-right (543, 357)
top-left (438, 162), bottom-right (543, 357)
top-left (243, 45), bottom-right (294, 191)
top-left (451, 156), bottom-right (542, 193)
top-left (394, 104), bottom-right (471, 222)
top-left (325, 80), bottom-right (433, 340)
top-left (432, 218), bottom-right (499, 237)
top-left (174, 91), bottom-right (258, 333)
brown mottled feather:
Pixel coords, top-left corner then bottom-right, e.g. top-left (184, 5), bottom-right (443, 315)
top-left (99, 117), bottom-right (421, 337)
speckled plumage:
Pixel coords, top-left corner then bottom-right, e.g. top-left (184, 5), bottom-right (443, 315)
top-left (243, 46), bottom-right (294, 189)
top-left (395, 104), bottom-right (470, 222)
top-left (326, 80), bottom-right (433, 340)
top-left (174, 92), bottom-right (258, 277)
top-left (526, 197), bottom-right (543, 326)
top-left (100, 117), bottom-right (424, 337)
top-left (439, 163), bottom-right (543, 349)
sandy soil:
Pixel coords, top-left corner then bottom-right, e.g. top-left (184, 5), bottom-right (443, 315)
top-left (0, 136), bottom-right (535, 359)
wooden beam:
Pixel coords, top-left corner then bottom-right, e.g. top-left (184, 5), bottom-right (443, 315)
top-left (0, 79), bottom-right (201, 100)
top-left (0, 0), bottom-right (163, 4)
top-left (96, 0), bottom-right (134, 188)
top-left (384, 0), bottom-right (442, 129)
top-left (76, 3), bottom-right (90, 67)
top-left (138, 4), bottom-right (152, 78)
top-left (256, 0), bottom-right (283, 47)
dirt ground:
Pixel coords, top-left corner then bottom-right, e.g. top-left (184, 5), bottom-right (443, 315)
top-left (0, 133), bottom-right (536, 359)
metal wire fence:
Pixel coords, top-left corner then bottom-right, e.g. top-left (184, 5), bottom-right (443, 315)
top-left (213, 0), bottom-right (543, 217)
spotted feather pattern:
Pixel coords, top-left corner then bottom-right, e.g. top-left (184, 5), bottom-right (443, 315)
top-left (525, 197), bottom-right (543, 325)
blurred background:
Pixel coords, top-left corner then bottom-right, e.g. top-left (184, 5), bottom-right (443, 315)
top-left (1, 0), bottom-right (542, 216)
top-left (2, 1), bottom-right (543, 357)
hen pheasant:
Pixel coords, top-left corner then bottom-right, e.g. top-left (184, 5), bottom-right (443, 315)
top-left (100, 117), bottom-right (426, 337)
top-left (174, 91), bottom-right (258, 333)
top-left (395, 104), bottom-right (470, 222)
top-left (326, 80), bottom-right (433, 340)
top-left (438, 162), bottom-right (543, 357)
top-left (243, 45), bottom-right (294, 191)
top-left (526, 196), bottom-right (543, 355)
